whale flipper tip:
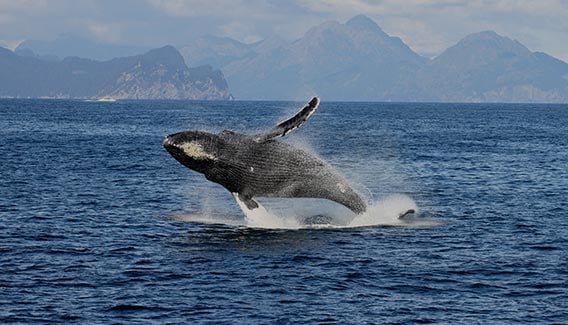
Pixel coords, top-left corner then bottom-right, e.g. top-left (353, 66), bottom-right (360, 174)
top-left (233, 193), bottom-right (259, 210)
top-left (254, 97), bottom-right (320, 142)
top-left (398, 209), bottom-right (415, 219)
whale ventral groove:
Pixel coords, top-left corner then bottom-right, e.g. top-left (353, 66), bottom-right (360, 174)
top-left (163, 97), bottom-right (367, 214)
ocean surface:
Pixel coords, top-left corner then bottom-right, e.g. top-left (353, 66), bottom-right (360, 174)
top-left (1, 99), bottom-right (567, 323)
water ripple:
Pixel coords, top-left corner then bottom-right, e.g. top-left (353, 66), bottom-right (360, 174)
top-left (0, 100), bottom-right (567, 323)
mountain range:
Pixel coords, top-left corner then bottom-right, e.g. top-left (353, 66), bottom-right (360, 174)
top-left (179, 15), bottom-right (568, 103)
top-left (4, 15), bottom-right (568, 102)
top-left (0, 45), bottom-right (232, 100)
top-left (15, 34), bottom-right (149, 62)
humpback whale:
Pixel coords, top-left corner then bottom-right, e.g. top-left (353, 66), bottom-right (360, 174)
top-left (163, 97), bottom-right (367, 214)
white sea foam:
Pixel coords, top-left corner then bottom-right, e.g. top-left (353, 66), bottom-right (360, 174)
top-left (170, 193), bottom-right (442, 229)
top-left (166, 212), bottom-right (243, 226)
top-left (348, 194), bottom-right (418, 227)
top-left (236, 194), bottom-right (434, 229)
top-left (234, 195), bottom-right (301, 229)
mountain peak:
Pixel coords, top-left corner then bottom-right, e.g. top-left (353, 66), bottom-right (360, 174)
top-left (455, 30), bottom-right (530, 56)
top-left (145, 45), bottom-right (178, 56)
top-left (462, 30), bottom-right (502, 42)
top-left (346, 14), bottom-right (384, 33)
top-left (141, 45), bottom-right (186, 69)
top-left (0, 45), bottom-right (232, 100)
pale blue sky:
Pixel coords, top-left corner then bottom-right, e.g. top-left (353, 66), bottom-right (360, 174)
top-left (1, 0), bottom-right (567, 60)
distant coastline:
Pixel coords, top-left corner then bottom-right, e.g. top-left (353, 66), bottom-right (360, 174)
top-left (2, 15), bottom-right (567, 103)
top-left (0, 46), bottom-right (232, 101)
top-left (2, 98), bottom-right (567, 106)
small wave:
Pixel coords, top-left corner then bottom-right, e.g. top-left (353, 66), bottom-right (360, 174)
top-left (107, 304), bottom-right (168, 312)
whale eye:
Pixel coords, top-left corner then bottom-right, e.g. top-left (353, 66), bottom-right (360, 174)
top-left (179, 142), bottom-right (216, 161)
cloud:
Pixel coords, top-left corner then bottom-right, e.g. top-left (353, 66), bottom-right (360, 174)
top-left (146, 0), bottom-right (198, 16)
top-left (0, 13), bottom-right (15, 25)
top-left (0, 0), bottom-right (49, 26)
top-left (144, 0), bottom-right (315, 44)
top-left (218, 22), bottom-right (262, 44)
top-left (146, 0), bottom-right (272, 18)
top-left (0, 0), bottom-right (567, 61)
top-left (383, 18), bottom-right (447, 57)
top-left (0, 0), bottom-right (49, 11)
top-left (87, 22), bottom-right (122, 43)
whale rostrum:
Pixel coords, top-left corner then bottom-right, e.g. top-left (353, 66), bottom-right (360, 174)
top-left (163, 97), bottom-right (367, 214)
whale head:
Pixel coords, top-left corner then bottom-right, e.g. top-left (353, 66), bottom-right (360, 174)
top-left (163, 131), bottom-right (220, 174)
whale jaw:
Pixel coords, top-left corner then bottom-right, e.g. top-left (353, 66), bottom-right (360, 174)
top-left (163, 131), bottom-right (218, 174)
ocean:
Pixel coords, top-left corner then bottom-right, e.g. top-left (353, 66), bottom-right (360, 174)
top-left (1, 99), bottom-right (567, 323)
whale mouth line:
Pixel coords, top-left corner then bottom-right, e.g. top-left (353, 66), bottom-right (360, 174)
top-left (163, 136), bottom-right (175, 147)
top-left (163, 136), bottom-right (217, 161)
top-left (162, 137), bottom-right (184, 150)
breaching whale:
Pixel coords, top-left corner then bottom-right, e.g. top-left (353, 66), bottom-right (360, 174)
top-left (163, 97), bottom-right (367, 214)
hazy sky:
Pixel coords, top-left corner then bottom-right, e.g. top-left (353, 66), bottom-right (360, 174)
top-left (1, 0), bottom-right (567, 60)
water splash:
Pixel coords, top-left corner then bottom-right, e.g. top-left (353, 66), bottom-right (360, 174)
top-left (234, 195), bottom-right (301, 229)
top-left (169, 193), bottom-right (441, 229)
top-left (349, 194), bottom-right (418, 227)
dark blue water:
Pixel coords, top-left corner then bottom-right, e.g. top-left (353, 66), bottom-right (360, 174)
top-left (1, 99), bottom-right (567, 323)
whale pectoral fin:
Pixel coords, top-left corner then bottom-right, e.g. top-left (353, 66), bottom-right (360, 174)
top-left (232, 193), bottom-right (259, 210)
top-left (398, 209), bottom-right (416, 219)
top-left (254, 97), bottom-right (319, 142)
top-left (242, 197), bottom-right (259, 210)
